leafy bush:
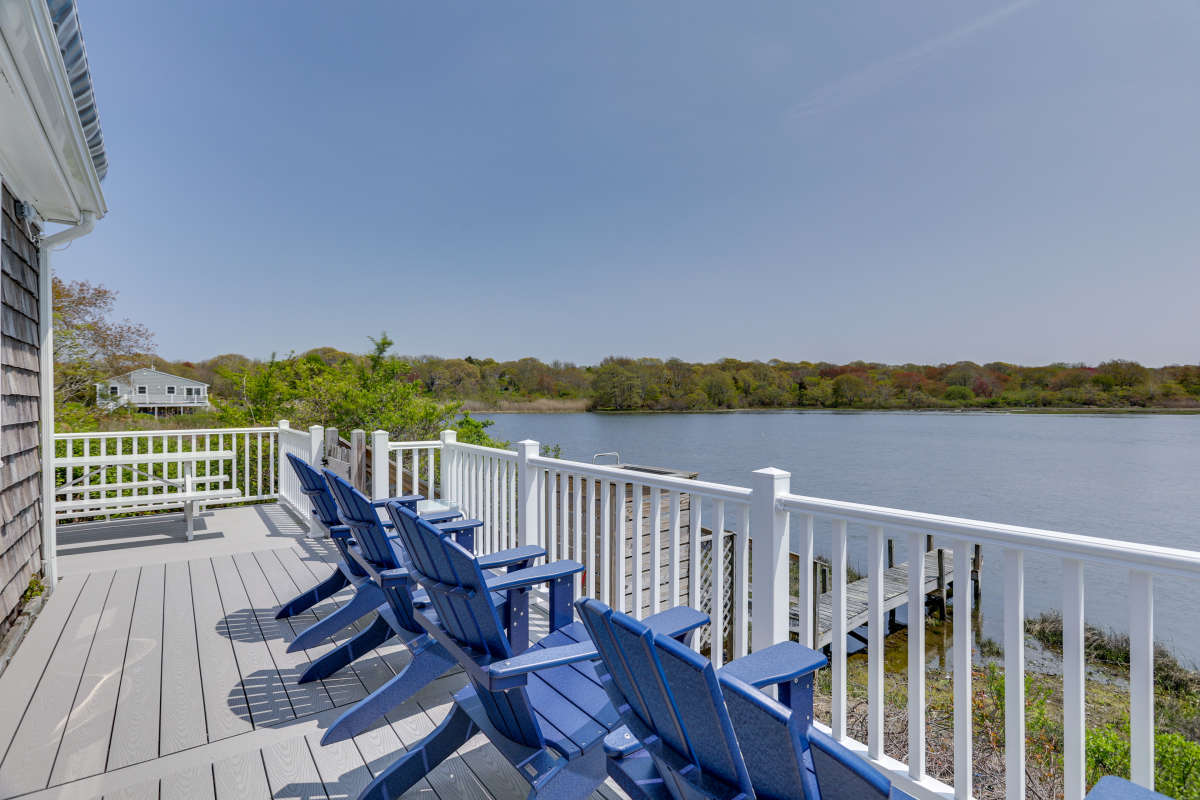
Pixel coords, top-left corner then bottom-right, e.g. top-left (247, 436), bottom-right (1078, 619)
top-left (1087, 724), bottom-right (1200, 799)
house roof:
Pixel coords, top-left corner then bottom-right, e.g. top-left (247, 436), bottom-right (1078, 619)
top-left (0, 0), bottom-right (107, 222)
top-left (99, 367), bottom-right (209, 387)
top-left (47, 0), bottom-right (107, 181)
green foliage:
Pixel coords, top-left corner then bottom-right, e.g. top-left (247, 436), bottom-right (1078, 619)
top-left (1087, 724), bottom-right (1200, 799)
top-left (20, 575), bottom-right (45, 605)
top-left (213, 334), bottom-right (503, 446)
top-left (943, 385), bottom-right (975, 403)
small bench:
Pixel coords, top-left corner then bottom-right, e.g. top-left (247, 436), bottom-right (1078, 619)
top-left (55, 449), bottom-right (242, 540)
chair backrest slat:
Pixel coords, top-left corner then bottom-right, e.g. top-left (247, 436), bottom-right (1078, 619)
top-left (286, 454), bottom-right (341, 531)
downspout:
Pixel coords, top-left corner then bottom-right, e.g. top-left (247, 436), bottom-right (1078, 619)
top-left (38, 212), bottom-right (97, 590)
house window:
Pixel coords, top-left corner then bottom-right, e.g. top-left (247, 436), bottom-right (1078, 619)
top-left (185, 387), bottom-right (194, 397)
top-left (166, 386), bottom-right (176, 395)
top-left (109, 385), bottom-right (118, 397)
top-left (137, 385), bottom-right (147, 395)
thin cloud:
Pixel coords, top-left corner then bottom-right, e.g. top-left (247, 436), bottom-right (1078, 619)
top-left (792, 0), bottom-right (1039, 118)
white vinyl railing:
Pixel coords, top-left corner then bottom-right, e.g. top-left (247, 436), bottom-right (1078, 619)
top-left (276, 421), bottom-right (323, 515)
top-left (370, 431), bottom-right (1200, 800)
top-left (54, 425), bottom-right (280, 520)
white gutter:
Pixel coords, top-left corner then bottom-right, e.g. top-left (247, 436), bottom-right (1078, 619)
top-left (38, 211), bottom-right (96, 589)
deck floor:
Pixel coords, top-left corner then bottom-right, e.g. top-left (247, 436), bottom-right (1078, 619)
top-left (0, 505), bottom-right (626, 800)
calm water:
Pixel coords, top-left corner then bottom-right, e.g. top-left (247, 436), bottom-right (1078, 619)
top-left (482, 411), bottom-right (1200, 666)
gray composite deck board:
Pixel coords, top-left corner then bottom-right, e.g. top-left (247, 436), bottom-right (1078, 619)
top-left (107, 563), bottom-right (165, 771)
top-left (261, 736), bottom-right (327, 800)
top-left (0, 573), bottom-right (87, 768)
top-left (189, 558), bottom-right (254, 740)
top-left (209, 555), bottom-right (295, 728)
top-left (160, 559), bottom-right (207, 755)
top-left (0, 570), bottom-right (115, 796)
top-left (102, 776), bottom-right (160, 799)
top-left (51, 566), bottom-right (141, 785)
top-left (213, 751), bottom-right (272, 800)
top-left (160, 766), bottom-right (215, 800)
top-left (304, 731), bottom-right (372, 800)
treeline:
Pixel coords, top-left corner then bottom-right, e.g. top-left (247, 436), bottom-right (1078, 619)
top-left (155, 351), bottom-right (1200, 412)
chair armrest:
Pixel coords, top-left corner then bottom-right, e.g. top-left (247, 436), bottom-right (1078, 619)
top-left (642, 606), bottom-right (709, 643)
top-left (478, 545), bottom-right (546, 571)
top-left (434, 518), bottom-right (484, 534)
top-left (719, 641), bottom-right (826, 689)
top-left (486, 560), bottom-right (584, 593)
top-left (372, 494), bottom-right (424, 509)
top-left (486, 641), bottom-right (598, 689)
top-left (378, 567), bottom-right (412, 589)
top-left (329, 524), bottom-right (351, 539)
top-left (419, 510), bottom-right (462, 524)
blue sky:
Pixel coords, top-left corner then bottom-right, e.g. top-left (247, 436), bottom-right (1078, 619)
top-left (59, 1), bottom-right (1199, 365)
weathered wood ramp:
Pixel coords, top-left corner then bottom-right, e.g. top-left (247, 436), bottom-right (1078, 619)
top-left (0, 506), bottom-right (627, 800)
top-left (790, 549), bottom-right (955, 648)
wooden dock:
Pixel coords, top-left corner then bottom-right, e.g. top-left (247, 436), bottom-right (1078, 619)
top-left (790, 549), bottom-right (955, 649)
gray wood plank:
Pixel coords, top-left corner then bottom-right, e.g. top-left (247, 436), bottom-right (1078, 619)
top-left (404, 676), bottom-right (492, 800)
top-left (261, 736), bottom-right (327, 800)
top-left (209, 555), bottom-right (295, 728)
top-left (0, 573), bottom-right (87, 764)
top-left (52, 567), bottom-right (141, 784)
top-left (304, 730), bottom-right (372, 800)
top-left (108, 563), bottom-right (165, 770)
top-left (249, 551), bottom-right (362, 705)
top-left (231, 552), bottom-right (333, 719)
top-left (189, 559), bottom-right (253, 741)
top-left (0, 570), bottom-right (115, 796)
top-left (160, 560), bottom-right (206, 755)
top-left (213, 751), bottom-right (271, 800)
top-left (160, 765), bottom-right (215, 800)
top-left (102, 777), bottom-right (159, 799)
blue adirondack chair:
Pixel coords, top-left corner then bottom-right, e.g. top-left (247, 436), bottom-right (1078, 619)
top-left (318, 470), bottom-right (548, 745)
top-left (279, 454), bottom-right (459, 652)
top-left (362, 501), bottom-right (708, 800)
top-left (577, 598), bottom-right (909, 800)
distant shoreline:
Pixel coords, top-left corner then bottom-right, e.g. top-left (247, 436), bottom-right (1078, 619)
top-left (467, 402), bottom-right (1200, 415)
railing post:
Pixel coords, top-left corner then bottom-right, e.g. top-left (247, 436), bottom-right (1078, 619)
top-left (440, 429), bottom-right (457, 501)
top-left (371, 430), bottom-right (389, 500)
top-left (516, 440), bottom-right (540, 548)
top-left (308, 425), bottom-right (323, 464)
top-left (277, 420), bottom-right (289, 490)
top-left (750, 468), bottom-right (790, 653)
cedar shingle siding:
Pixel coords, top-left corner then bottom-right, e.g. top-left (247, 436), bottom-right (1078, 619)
top-left (1, 183), bottom-right (42, 622)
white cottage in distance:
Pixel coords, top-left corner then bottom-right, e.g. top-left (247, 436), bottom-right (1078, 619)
top-left (96, 367), bottom-right (209, 414)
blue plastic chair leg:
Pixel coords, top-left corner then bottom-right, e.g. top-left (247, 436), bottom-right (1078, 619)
top-left (275, 565), bottom-right (349, 619)
top-left (320, 637), bottom-right (458, 744)
top-left (287, 581), bottom-right (385, 653)
top-left (357, 702), bottom-right (477, 800)
top-left (298, 611), bottom-right (394, 683)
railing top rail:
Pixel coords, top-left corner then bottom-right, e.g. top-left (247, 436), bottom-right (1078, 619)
top-left (388, 440), bottom-right (443, 450)
top-left (526, 453), bottom-right (753, 502)
top-left (54, 426), bottom-right (278, 440)
top-left (778, 491), bottom-right (1200, 577)
top-left (445, 441), bottom-right (518, 458)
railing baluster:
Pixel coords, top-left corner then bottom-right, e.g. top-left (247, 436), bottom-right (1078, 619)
top-left (831, 518), bottom-right (848, 739)
top-left (867, 526), bottom-right (885, 759)
top-left (1003, 547), bottom-right (1024, 800)
top-left (573, 475), bottom-right (583, 597)
top-left (1062, 558), bottom-right (1086, 800)
top-left (797, 514), bottom-right (814, 648)
top-left (908, 531), bottom-right (927, 781)
top-left (649, 487), bottom-right (662, 613)
top-left (668, 490), bottom-right (681, 607)
top-left (614, 482), bottom-right (627, 612)
top-left (601, 480), bottom-right (612, 605)
top-left (632, 484), bottom-right (644, 618)
top-left (547, 471), bottom-right (558, 562)
top-left (711, 499), bottom-right (725, 666)
top-left (953, 542), bottom-right (974, 800)
top-left (689, 496), bottom-right (702, 610)
top-left (733, 503), bottom-right (749, 659)
top-left (1129, 569), bottom-right (1154, 789)
top-left (585, 479), bottom-right (596, 599)
top-left (559, 471), bottom-right (569, 569)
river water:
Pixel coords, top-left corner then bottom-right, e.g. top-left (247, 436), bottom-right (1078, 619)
top-left (481, 410), bottom-right (1200, 667)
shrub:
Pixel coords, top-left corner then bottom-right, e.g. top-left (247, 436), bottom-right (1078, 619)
top-left (1087, 724), bottom-right (1200, 799)
top-left (943, 385), bottom-right (975, 403)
